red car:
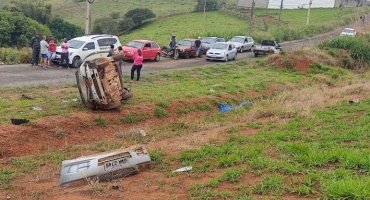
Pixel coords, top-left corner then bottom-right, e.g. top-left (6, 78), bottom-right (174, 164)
top-left (122, 40), bottom-right (161, 61)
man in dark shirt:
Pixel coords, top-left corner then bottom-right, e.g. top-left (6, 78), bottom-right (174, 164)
top-left (195, 36), bottom-right (202, 59)
top-left (30, 32), bottom-right (41, 66)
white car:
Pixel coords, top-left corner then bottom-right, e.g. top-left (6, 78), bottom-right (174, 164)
top-left (55, 34), bottom-right (122, 68)
top-left (206, 42), bottom-right (237, 62)
top-left (340, 28), bottom-right (356, 37)
top-left (228, 36), bottom-right (254, 53)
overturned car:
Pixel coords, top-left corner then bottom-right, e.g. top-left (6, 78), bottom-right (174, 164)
top-left (75, 55), bottom-right (132, 110)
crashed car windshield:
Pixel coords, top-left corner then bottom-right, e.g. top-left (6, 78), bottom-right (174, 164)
top-left (125, 41), bottom-right (143, 48)
top-left (69, 40), bottom-right (85, 49)
top-left (230, 37), bottom-right (244, 43)
top-left (178, 40), bottom-right (192, 46)
top-left (211, 43), bottom-right (228, 50)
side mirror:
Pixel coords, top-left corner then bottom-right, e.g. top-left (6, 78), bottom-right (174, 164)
top-left (83, 47), bottom-right (88, 51)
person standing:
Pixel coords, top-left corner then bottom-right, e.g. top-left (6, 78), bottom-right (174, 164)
top-left (60, 38), bottom-right (70, 69)
top-left (195, 36), bottom-right (202, 59)
top-left (40, 35), bottom-right (49, 69)
top-left (115, 46), bottom-right (124, 75)
top-left (131, 49), bottom-right (143, 81)
top-left (47, 36), bottom-right (57, 67)
top-left (107, 44), bottom-right (114, 57)
top-left (30, 32), bottom-right (41, 66)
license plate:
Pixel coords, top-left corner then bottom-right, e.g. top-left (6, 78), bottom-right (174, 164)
top-left (104, 157), bottom-right (129, 171)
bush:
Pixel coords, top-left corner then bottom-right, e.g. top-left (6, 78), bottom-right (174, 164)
top-left (0, 48), bottom-right (32, 64)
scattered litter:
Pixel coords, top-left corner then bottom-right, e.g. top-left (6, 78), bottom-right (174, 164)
top-left (172, 166), bottom-right (193, 173)
top-left (348, 99), bottom-right (359, 104)
top-left (11, 118), bottom-right (29, 125)
top-left (21, 94), bottom-right (34, 100)
top-left (209, 89), bottom-right (216, 93)
top-left (218, 101), bottom-right (254, 113)
top-left (139, 130), bottom-right (146, 137)
top-left (71, 97), bottom-right (79, 102)
top-left (62, 100), bottom-right (70, 103)
top-left (32, 106), bottom-right (43, 111)
top-left (19, 111), bottom-right (25, 114)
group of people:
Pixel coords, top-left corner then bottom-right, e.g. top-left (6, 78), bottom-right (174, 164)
top-left (108, 44), bottom-right (143, 81)
top-left (30, 33), bottom-right (70, 69)
top-left (169, 34), bottom-right (202, 58)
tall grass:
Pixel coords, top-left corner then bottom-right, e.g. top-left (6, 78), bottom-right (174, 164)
top-left (0, 48), bottom-right (32, 64)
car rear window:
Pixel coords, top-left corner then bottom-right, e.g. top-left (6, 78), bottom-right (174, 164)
top-left (151, 42), bottom-right (159, 48)
top-left (97, 38), bottom-right (118, 47)
top-left (178, 40), bottom-right (192, 46)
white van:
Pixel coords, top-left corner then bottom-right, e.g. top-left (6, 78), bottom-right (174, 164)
top-left (55, 34), bottom-right (122, 68)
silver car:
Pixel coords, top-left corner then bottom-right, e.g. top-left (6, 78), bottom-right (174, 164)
top-left (228, 36), bottom-right (254, 53)
top-left (206, 42), bottom-right (237, 62)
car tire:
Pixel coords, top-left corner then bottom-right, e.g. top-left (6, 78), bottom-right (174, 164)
top-left (72, 56), bottom-right (82, 68)
top-left (225, 55), bottom-right (228, 62)
top-left (184, 52), bottom-right (190, 59)
top-left (154, 53), bottom-right (160, 62)
top-left (254, 53), bottom-right (258, 57)
top-left (75, 71), bottom-right (94, 109)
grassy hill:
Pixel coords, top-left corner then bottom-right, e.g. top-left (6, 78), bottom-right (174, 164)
top-left (120, 7), bottom-right (365, 47)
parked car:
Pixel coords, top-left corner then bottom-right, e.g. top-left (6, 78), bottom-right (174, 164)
top-left (228, 36), bottom-right (254, 53)
top-left (177, 39), bottom-right (204, 59)
top-left (206, 42), bottom-right (237, 62)
top-left (55, 34), bottom-right (122, 68)
top-left (340, 28), bottom-right (356, 37)
top-left (253, 40), bottom-right (282, 57)
top-left (122, 40), bottom-right (161, 61)
top-left (201, 37), bottom-right (225, 54)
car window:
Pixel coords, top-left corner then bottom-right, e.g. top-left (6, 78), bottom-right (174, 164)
top-left (84, 42), bottom-right (95, 50)
top-left (97, 38), bottom-right (118, 47)
top-left (201, 38), bottom-right (215, 44)
top-left (151, 42), bottom-right (159, 48)
top-left (230, 37), bottom-right (244, 43)
top-left (69, 40), bottom-right (85, 49)
top-left (212, 43), bottom-right (228, 49)
top-left (125, 41), bottom-right (143, 48)
top-left (178, 40), bottom-right (192, 46)
top-left (144, 43), bottom-right (151, 48)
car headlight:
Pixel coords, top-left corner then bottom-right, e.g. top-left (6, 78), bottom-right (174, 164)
top-left (128, 52), bottom-right (133, 55)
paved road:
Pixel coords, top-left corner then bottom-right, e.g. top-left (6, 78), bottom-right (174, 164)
top-left (0, 25), bottom-right (347, 88)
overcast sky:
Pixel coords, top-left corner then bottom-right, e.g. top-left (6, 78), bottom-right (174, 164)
top-left (268, 0), bottom-right (335, 9)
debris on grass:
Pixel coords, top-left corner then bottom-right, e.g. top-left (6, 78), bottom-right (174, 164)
top-left (218, 101), bottom-right (253, 113)
top-left (172, 166), bottom-right (193, 173)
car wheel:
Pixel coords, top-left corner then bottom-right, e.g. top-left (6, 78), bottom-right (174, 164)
top-left (254, 53), bottom-right (258, 57)
top-left (233, 53), bottom-right (237, 60)
top-left (75, 71), bottom-right (93, 109)
top-left (72, 56), bottom-right (82, 68)
top-left (225, 55), bottom-right (228, 62)
top-left (184, 52), bottom-right (190, 59)
top-left (154, 53), bottom-right (160, 62)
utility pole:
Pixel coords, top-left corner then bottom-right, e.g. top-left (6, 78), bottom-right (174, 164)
top-left (339, 0), bottom-right (343, 19)
top-left (278, 0), bottom-right (283, 27)
top-left (306, 0), bottom-right (312, 25)
top-left (249, 0), bottom-right (255, 34)
top-left (85, 0), bottom-right (94, 35)
top-left (203, 0), bottom-right (207, 33)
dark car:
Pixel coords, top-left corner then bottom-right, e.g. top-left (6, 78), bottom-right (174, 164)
top-left (176, 39), bottom-right (204, 59)
top-left (201, 37), bottom-right (225, 54)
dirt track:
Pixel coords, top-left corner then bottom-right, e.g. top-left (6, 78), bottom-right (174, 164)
top-left (0, 24), bottom-right (354, 88)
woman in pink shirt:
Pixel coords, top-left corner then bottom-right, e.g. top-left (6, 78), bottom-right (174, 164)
top-left (131, 49), bottom-right (144, 81)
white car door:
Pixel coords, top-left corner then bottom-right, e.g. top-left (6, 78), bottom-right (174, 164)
top-left (80, 42), bottom-right (98, 62)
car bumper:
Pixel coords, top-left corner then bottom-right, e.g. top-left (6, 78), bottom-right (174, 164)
top-left (206, 55), bottom-right (226, 61)
top-left (123, 53), bottom-right (134, 60)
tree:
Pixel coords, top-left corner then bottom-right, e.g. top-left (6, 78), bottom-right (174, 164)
top-left (3, 1), bottom-right (52, 25)
top-left (49, 18), bottom-right (84, 40)
top-left (0, 11), bottom-right (51, 47)
top-left (194, 0), bottom-right (224, 12)
top-left (124, 8), bottom-right (156, 25)
top-left (92, 18), bottom-right (119, 35)
top-left (118, 18), bottom-right (135, 33)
